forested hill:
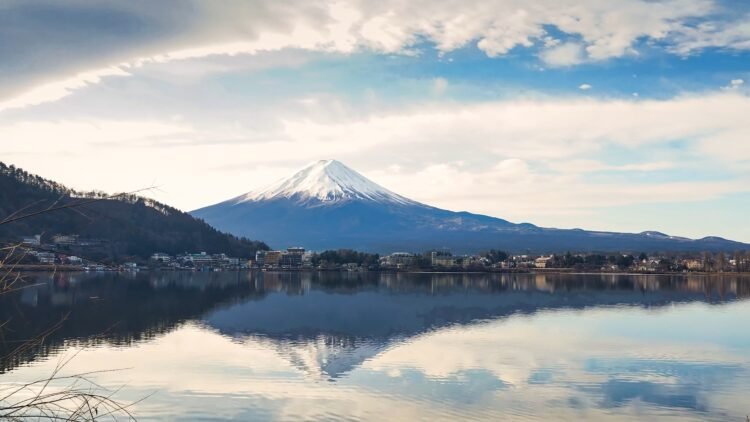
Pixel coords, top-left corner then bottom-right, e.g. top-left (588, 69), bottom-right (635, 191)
top-left (0, 162), bottom-right (268, 262)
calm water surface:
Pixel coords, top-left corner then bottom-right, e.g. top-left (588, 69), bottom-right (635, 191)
top-left (1, 271), bottom-right (749, 421)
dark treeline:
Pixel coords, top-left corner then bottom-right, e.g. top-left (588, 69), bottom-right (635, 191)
top-left (312, 249), bottom-right (381, 267)
top-left (553, 252), bottom-right (638, 270)
top-left (0, 162), bottom-right (268, 262)
top-left (307, 247), bottom-right (750, 273)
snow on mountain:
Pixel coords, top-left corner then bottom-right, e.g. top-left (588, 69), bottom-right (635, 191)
top-left (233, 159), bottom-right (418, 206)
top-left (192, 159), bottom-right (750, 253)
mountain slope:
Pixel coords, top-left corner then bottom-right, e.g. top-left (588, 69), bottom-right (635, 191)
top-left (0, 162), bottom-right (268, 261)
top-left (192, 160), bottom-right (749, 253)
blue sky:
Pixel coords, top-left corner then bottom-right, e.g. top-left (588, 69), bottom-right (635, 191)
top-left (0, 0), bottom-right (749, 241)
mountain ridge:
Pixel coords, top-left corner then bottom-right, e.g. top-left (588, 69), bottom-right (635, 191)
top-left (192, 160), bottom-right (749, 253)
top-left (0, 162), bottom-right (268, 261)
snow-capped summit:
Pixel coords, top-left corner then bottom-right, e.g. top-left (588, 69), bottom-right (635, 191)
top-left (192, 160), bottom-right (750, 253)
top-left (233, 159), bottom-right (417, 206)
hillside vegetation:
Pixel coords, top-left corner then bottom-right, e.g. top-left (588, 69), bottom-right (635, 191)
top-left (0, 162), bottom-right (268, 262)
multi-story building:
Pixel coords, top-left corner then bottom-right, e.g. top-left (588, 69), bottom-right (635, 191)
top-left (431, 251), bottom-right (457, 267)
top-left (181, 252), bottom-right (217, 268)
top-left (52, 234), bottom-right (79, 245)
top-left (302, 251), bottom-right (314, 267)
top-left (685, 259), bottom-right (703, 271)
top-left (66, 256), bottom-right (83, 265)
top-left (151, 253), bottom-right (172, 263)
top-left (35, 252), bottom-right (56, 264)
top-left (385, 252), bottom-right (414, 268)
top-left (255, 250), bottom-right (266, 267)
top-left (280, 253), bottom-right (302, 268)
top-left (264, 251), bottom-right (282, 267)
top-left (22, 234), bottom-right (41, 246)
top-left (287, 247), bottom-right (305, 255)
top-left (278, 247), bottom-right (305, 268)
top-left (534, 256), bottom-right (554, 268)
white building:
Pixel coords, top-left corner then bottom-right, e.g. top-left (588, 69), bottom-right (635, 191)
top-left (22, 235), bottom-right (41, 246)
top-left (66, 256), bottom-right (83, 265)
top-left (534, 256), bottom-right (554, 268)
top-left (151, 252), bottom-right (172, 263)
top-left (35, 252), bottom-right (56, 264)
top-left (386, 252), bottom-right (415, 267)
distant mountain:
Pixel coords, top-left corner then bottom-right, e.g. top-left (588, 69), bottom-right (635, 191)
top-left (0, 162), bottom-right (268, 262)
top-left (192, 159), bottom-right (749, 253)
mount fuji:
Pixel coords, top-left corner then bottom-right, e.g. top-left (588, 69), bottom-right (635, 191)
top-left (191, 160), bottom-right (748, 253)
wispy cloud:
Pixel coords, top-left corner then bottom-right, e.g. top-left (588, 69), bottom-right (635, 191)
top-left (0, 66), bottom-right (130, 112)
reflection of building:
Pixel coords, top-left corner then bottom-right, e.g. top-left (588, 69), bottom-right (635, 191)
top-left (534, 274), bottom-right (554, 292)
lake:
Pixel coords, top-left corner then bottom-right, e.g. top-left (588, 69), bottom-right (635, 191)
top-left (1, 271), bottom-right (749, 421)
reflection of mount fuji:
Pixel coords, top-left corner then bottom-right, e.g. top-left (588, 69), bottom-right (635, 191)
top-left (204, 271), bottom-right (749, 379)
top-left (3, 271), bottom-right (748, 377)
top-left (244, 334), bottom-right (389, 380)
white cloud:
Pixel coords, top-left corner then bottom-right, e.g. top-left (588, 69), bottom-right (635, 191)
top-left (4, 91), bottom-right (749, 230)
top-left (720, 78), bottom-right (745, 91)
top-left (275, 92), bottom-right (750, 163)
top-left (432, 77), bottom-right (449, 95)
top-left (1, 0), bottom-right (749, 110)
top-left (668, 14), bottom-right (750, 55)
top-left (541, 42), bottom-right (586, 67)
top-left (579, 83), bottom-right (592, 90)
top-left (548, 160), bottom-right (675, 173)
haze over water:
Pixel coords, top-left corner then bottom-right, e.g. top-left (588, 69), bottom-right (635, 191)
top-left (2, 271), bottom-right (749, 421)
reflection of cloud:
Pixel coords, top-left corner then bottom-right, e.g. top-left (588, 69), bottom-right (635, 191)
top-left (595, 379), bottom-right (704, 411)
top-left (4, 302), bottom-right (750, 421)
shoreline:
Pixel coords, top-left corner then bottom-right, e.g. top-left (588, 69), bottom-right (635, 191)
top-left (9, 265), bottom-right (750, 277)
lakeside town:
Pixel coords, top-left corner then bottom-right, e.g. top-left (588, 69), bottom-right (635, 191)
top-left (12, 232), bottom-right (750, 274)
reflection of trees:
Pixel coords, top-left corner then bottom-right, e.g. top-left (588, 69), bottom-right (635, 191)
top-left (0, 271), bottom-right (266, 373)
